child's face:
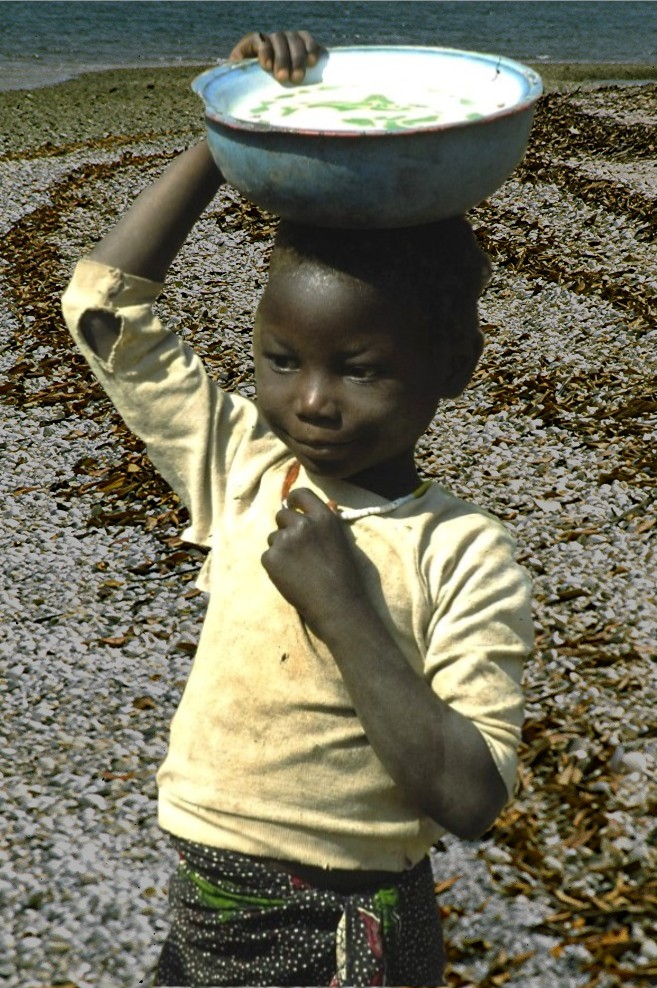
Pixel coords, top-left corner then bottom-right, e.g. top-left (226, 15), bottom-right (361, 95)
top-left (253, 266), bottom-right (452, 498)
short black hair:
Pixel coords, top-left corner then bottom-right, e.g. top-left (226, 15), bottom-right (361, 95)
top-left (269, 217), bottom-right (490, 348)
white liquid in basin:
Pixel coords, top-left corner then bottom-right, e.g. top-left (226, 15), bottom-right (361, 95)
top-left (234, 82), bottom-right (512, 131)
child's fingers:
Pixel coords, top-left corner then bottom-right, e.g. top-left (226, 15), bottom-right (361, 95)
top-left (267, 31), bottom-right (321, 81)
top-left (227, 32), bottom-right (262, 62)
top-left (295, 30), bottom-right (323, 68)
top-left (252, 33), bottom-right (275, 73)
top-left (228, 32), bottom-right (291, 77)
top-left (228, 31), bottom-right (322, 81)
top-left (284, 487), bottom-right (331, 517)
top-left (269, 506), bottom-right (305, 540)
top-left (267, 490), bottom-right (329, 545)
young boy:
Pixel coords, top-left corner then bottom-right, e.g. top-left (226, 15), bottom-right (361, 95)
top-left (62, 31), bottom-right (533, 988)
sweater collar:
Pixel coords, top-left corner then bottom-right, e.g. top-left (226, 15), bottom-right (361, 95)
top-left (282, 460), bottom-right (432, 521)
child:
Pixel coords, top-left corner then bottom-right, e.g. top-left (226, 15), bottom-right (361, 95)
top-left (61, 30), bottom-right (533, 988)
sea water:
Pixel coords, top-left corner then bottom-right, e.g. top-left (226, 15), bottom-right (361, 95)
top-left (1, 1), bottom-right (656, 92)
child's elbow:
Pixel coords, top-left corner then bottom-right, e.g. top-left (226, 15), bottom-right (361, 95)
top-left (425, 771), bottom-right (509, 841)
top-left (451, 806), bottom-right (503, 842)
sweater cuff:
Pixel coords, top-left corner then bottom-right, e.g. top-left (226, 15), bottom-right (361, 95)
top-left (62, 258), bottom-right (167, 372)
top-left (68, 257), bottom-right (163, 306)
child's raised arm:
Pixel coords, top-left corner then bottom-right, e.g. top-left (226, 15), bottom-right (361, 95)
top-left (79, 31), bottom-right (319, 357)
top-left (89, 30), bottom-right (321, 283)
top-left (89, 141), bottom-right (222, 283)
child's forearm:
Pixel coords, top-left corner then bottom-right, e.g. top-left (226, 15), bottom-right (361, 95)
top-left (262, 487), bottom-right (512, 838)
top-left (318, 604), bottom-right (509, 840)
top-left (89, 141), bottom-right (223, 282)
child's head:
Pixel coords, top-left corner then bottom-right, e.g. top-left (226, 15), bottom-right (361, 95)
top-left (253, 218), bottom-right (491, 496)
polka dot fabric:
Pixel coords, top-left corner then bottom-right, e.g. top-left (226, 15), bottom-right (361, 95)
top-left (154, 838), bottom-right (445, 987)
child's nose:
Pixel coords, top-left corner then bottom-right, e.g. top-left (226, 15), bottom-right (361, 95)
top-left (295, 371), bottom-right (340, 423)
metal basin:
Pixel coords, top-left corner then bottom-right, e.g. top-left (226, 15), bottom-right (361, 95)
top-left (192, 46), bottom-right (542, 228)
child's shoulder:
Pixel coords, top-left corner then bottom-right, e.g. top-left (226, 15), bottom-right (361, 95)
top-left (412, 485), bottom-right (532, 641)
top-left (422, 481), bottom-right (513, 539)
top-left (416, 481), bottom-right (527, 587)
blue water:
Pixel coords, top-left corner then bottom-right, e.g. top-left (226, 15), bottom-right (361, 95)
top-left (1, 1), bottom-right (656, 91)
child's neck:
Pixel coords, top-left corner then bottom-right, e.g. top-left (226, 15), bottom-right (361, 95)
top-left (344, 454), bottom-right (422, 501)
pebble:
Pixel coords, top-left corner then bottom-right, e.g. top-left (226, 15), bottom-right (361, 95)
top-left (3, 83), bottom-right (657, 988)
top-left (618, 752), bottom-right (649, 775)
top-left (641, 939), bottom-right (657, 962)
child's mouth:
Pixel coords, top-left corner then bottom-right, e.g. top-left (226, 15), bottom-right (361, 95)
top-left (293, 436), bottom-right (354, 460)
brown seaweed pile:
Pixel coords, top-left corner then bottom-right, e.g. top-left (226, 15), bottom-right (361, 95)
top-left (1, 81), bottom-right (656, 987)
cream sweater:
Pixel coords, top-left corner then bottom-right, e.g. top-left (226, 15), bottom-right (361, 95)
top-left (62, 259), bottom-right (533, 872)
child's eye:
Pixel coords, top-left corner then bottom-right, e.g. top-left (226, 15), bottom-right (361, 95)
top-left (265, 352), bottom-right (298, 373)
top-left (345, 364), bottom-right (379, 382)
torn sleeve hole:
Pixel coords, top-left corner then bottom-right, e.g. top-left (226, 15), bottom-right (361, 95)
top-left (79, 308), bottom-right (122, 362)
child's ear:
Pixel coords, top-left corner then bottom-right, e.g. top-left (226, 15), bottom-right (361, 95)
top-left (439, 330), bottom-right (484, 399)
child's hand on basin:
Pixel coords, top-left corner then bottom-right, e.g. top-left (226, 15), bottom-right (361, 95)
top-left (229, 30), bottom-right (322, 83)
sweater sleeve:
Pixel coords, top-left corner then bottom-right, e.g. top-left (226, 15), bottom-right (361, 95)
top-left (61, 257), bottom-right (271, 547)
top-left (423, 512), bottom-right (533, 799)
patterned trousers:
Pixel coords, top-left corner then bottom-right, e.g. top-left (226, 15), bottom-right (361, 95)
top-left (154, 836), bottom-right (445, 987)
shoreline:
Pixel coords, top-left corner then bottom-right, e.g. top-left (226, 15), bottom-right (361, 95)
top-left (3, 60), bottom-right (656, 158)
top-left (533, 59), bottom-right (657, 89)
top-left (2, 58), bottom-right (657, 93)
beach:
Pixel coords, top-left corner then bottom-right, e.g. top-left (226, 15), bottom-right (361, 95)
top-left (1, 64), bottom-right (657, 988)
top-left (3, 58), bottom-right (657, 156)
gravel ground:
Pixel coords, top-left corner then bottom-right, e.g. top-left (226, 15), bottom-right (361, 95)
top-left (1, 69), bottom-right (656, 988)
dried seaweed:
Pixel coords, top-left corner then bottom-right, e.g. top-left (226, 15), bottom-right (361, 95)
top-left (2, 84), bottom-right (656, 987)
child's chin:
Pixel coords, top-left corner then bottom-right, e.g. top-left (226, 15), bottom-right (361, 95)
top-left (297, 455), bottom-right (348, 478)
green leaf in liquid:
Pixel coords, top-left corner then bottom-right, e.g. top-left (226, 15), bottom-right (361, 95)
top-left (401, 114), bottom-right (440, 126)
